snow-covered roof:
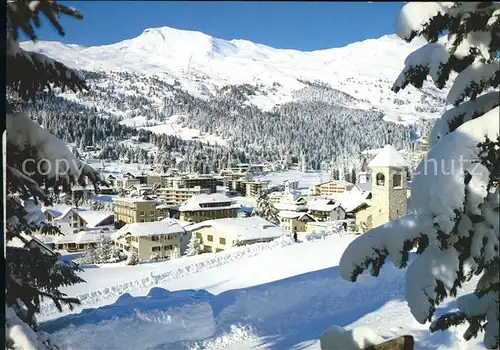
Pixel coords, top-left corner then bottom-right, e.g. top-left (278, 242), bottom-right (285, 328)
top-left (318, 179), bottom-right (355, 187)
top-left (368, 145), bottom-right (408, 168)
top-left (179, 193), bottom-right (238, 211)
top-left (307, 198), bottom-right (336, 212)
top-left (278, 211), bottom-right (315, 221)
top-left (274, 202), bottom-right (308, 212)
top-left (52, 206), bottom-right (86, 221)
top-left (44, 208), bottom-right (62, 218)
top-left (111, 197), bottom-right (156, 203)
top-left (188, 216), bottom-right (285, 242)
top-left (334, 191), bottom-right (372, 213)
top-left (35, 230), bottom-right (113, 245)
top-left (355, 182), bottom-right (372, 192)
top-left (77, 211), bottom-right (114, 228)
top-left (114, 219), bottom-right (187, 239)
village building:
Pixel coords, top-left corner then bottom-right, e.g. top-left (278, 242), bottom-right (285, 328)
top-left (332, 145), bottom-right (408, 233)
top-left (113, 218), bottom-right (189, 261)
top-left (114, 176), bottom-right (141, 189)
top-left (307, 198), bottom-right (337, 222)
top-left (38, 228), bottom-right (113, 252)
top-left (278, 211), bottom-right (316, 234)
top-left (157, 186), bottom-right (211, 205)
top-left (316, 179), bottom-right (355, 197)
top-left (112, 197), bottom-right (159, 224)
top-left (43, 206), bottom-right (114, 235)
top-left (188, 216), bottom-right (285, 253)
top-left (178, 193), bottom-right (240, 223)
top-left (164, 175), bottom-right (219, 194)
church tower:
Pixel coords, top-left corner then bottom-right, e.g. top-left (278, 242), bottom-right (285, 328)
top-left (369, 145), bottom-right (408, 228)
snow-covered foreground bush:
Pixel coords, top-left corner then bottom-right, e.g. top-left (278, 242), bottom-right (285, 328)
top-left (340, 3), bottom-right (499, 348)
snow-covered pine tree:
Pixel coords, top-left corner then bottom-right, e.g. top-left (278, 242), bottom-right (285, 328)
top-left (339, 2), bottom-right (499, 348)
top-left (171, 245), bottom-right (181, 259)
top-left (252, 190), bottom-right (280, 225)
top-left (83, 234), bottom-right (118, 264)
top-left (185, 234), bottom-right (201, 256)
top-left (6, 2), bottom-right (102, 348)
top-left (126, 251), bottom-right (140, 266)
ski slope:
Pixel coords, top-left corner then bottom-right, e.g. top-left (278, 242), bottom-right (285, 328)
top-left (39, 233), bottom-right (483, 350)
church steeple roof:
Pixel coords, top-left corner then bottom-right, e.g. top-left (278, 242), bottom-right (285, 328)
top-left (368, 145), bottom-right (408, 168)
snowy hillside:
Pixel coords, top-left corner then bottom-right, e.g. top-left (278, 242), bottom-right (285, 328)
top-left (21, 26), bottom-right (448, 124)
top-left (37, 234), bottom-right (482, 349)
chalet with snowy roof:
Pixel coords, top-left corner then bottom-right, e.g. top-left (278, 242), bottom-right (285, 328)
top-left (113, 218), bottom-right (191, 260)
top-left (178, 193), bottom-right (239, 223)
top-left (307, 198), bottom-right (338, 222)
top-left (278, 211), bottom-right (316, 234)
top-left (187, 216), bottom-right (285, 253)
top-left (43, 206), bottom-right (114, 235)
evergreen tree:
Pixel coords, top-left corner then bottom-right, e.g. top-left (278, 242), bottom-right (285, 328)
top-left (339, 3), bottom-right (499, 348)
top-left (6, 2), bottom-right (101, 348)
top-left (351, 168), bottom-right (357, 184)
top-left (185, 234), bottom-right (201, 256)
top-left (171, 245), bottom-right (181, 259)
top-left (126, 251), bottom-right (139, 266)
top-left (252, 191), bottom-right (280, 225)
top-left (81, 234), bottom-right (121, 264)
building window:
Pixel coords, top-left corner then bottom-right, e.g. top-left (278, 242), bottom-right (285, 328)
top-left (140, 211), bottom-right (145, 216)
top-left (219, 237), bottom-right (226, 245)
top-left (150, 210), bottom-right (154, 215)
top-left (376, 173), bottom-right (385, 186)
top-left (207, 235), bottom-right (213, 242)
top-left (140, 219), bottom-right (145, 223)
top-left (164, 245), bottom-right (173, 250)
top-left (152, 246), bottom-right (161, 252)
top-left (196, 232), bottom-right (202, 239)
top-left (393, 174), bottom-right (402, 188)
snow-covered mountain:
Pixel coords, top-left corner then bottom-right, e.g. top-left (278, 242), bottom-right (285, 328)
top-left (21, 26), bottom-right (448, 124)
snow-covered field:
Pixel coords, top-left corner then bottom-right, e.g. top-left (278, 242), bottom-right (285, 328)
top-left (39, 233), bottom-right (483, 349)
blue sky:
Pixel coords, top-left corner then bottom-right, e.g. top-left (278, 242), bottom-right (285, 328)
top-left (24, 1), bottom-right (404, 51)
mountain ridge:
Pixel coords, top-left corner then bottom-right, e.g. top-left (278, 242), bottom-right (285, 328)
top-left (20, 25), bottom-right (446, 121)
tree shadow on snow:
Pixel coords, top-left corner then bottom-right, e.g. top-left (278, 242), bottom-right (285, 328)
top-left (40, 257), bottom-right (460, 350)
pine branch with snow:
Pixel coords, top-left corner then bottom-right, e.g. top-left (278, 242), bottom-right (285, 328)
top-left (7, 0), bottom-right (88, 102)
top-left (5, 3), bottom-right (99, 349)
top-left (340, 3), bottom-right (499, 348)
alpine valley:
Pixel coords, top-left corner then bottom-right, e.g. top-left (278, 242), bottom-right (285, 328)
top-left (20, 26), bottom-right (447, 173)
